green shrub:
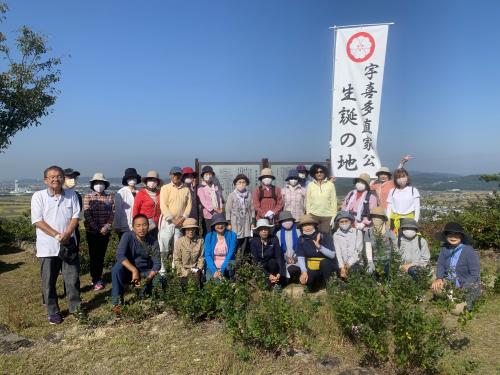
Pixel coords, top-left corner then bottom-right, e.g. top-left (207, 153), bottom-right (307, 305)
top-left (327, 242), bottom-right (447, 372)
top-left (0, 212), bottom-right (35, 243)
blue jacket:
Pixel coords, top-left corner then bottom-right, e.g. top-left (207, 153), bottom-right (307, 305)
top-left (204, 230), bottom-right (237, 274)
top-left (436, 244), bottom-right (480, 287)
top-left (116, 231), bottom-right (161, 272)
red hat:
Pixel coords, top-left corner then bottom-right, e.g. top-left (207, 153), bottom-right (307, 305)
top-left (182, 167), bottom-right (195, 175)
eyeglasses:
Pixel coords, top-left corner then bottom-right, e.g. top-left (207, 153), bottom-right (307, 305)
top-left (46, 175), bottom-right (64, 181)
top-left (315, 170), bottom-right (325, 174)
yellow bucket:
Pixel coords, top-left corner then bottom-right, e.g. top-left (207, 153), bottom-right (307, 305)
top-left (307, 257), bottom-right (323, 271)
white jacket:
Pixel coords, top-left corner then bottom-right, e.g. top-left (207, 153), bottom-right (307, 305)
top-left (113, 186), bottom-right (136, 232)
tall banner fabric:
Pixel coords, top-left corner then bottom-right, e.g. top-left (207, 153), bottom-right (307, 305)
top-left (331, 25), bottom-right (389, 178)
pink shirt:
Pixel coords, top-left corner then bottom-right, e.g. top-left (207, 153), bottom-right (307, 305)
top-left (214, 236), bottom-right (228, 269)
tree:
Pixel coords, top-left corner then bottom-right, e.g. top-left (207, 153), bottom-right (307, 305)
top-left (0, 2), bottom-right (61, 151)
top-left (479, 173), bottom-right (500, 187)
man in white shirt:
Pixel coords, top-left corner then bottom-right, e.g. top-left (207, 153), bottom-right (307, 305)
top-left (31, 165), bottom-right (81, 324)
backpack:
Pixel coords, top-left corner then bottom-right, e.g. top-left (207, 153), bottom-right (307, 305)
top-left (259, 185), bottom-right (277, 203)
top-left (346, 190), bottom-right (373, 218)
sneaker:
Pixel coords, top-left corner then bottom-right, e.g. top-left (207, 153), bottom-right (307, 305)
top-left (48, 313), bottom-right (63, 325)
top-left (94, 281), bottom-right (105, 291)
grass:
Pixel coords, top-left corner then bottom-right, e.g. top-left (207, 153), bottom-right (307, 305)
top-left (0, 195), bottom-right (31, 219)
top-left (0, 244), bottom-right (498, 374)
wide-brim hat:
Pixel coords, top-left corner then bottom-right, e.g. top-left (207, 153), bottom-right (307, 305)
top-left (201, 166), bottom-right (215, 177)
top-left (309, 164), bottom-right (328, 176)
top-left (434, 222), bottom-right (472, 244)
top-left (89, 172), bottom-right (110, 189)
top-left (182, 218), bottom-right (199, 230)
top-left (399, 218), bottom-right (419, 231)
top-left (210, 213), bottom-right (228, 227)
top-left (297, 214), bottom-right (319, 227)
top-left (368, 207), bottom-right (388, 221)
top-left (353, 173), bottom-right (371, 188)
top-left (63, 168), bottom-right (80, 178)
top-left (141, 170), bottom-right (162, 184)
top-left (376, 167), bottom-right (392, 177)
top-left (233, 173), bottom-right (249, 185)
top-left (277, 211), bottom-right (296, 223)
top-left (122, 168), bottom-right (141, 186)
top-left (296, 165), bottom-right (308, 173)
top-left (335, 211), bottom-right (355, 223)
top-left (286, 169), bottom-right (300, 181)
top-left (255, 218), bottom-right (275, 230)
top-left (258, 168), bottom-right (275, 180)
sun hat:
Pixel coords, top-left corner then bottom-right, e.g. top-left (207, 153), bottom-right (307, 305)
top-left (181, 218), bottom-right (199, 230)
top-left (277, 211), bottom-right (295, 223)
top-left (368, 207), bottom-right (388, 221)
top-left (254, 218), bottom-right (275, 230)
top-left (169, 166), bottom-right (183, 175)
top-left (285, 169), bottom-right (300, 181)
top-left (434, 222), bottom-right (472, 244)
top-left (210, 213), bottom-right (228, 227)
top-left (121, 168), bottom-right (141, 186)
top-left (200, 166), bottom-right (215, 177)
top-left (335, 211), bottom-right (355, 223)
top-left (258, 168), bottom-right (275, 180)
top-left (89, 172), bottom-right (110, 189)
top-left (353, 173), bottom-right (371, 188)
top-left (233, 173), bottom-right (250, 185)
top-left (399, 218), bottom-right (419, 231)
top-left (376, 167), bottom-right (392, 177)
top-left (141, 170), bottom-right (162, 184)
top-left (297, 214), bottom-right (319, 227)
top-left (63, 168), bottom-right (80, 177)
top-left (296, 165), bottom-right (308, 173)
top-left (182, 166), bottom-right (197, 176)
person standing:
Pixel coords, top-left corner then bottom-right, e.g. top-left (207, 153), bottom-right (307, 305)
top-left (370, 155), bottom-right (411, 210)
top-left (182, 167), bottom-right (199, 221)
top-left (159, 166), bottom-right (192, 273)
top-left (132, 170), bottom-right (162, 235)
top-left (197, 166), bottom-right (224, 230)
top-left (225, 174), bottom-right (254, 258)
top-left (306, 164), bottom-right (337, 233)
top-left (63, 168), bottom-right (82, 245)
top-left (252, 168), bottom-right (284, 222)
top-left (114, 168), bottom-right (141, 239)
top-left (341, 173), bottom-right (377, 231)
top-left (282, 169), bottom-right (306, 221)
top-left (83, 173), bottom-right (115, 290)
top-left (31, 166), bottom-right (81, 324)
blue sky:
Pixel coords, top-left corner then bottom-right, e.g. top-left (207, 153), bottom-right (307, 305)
top-left (0, 0), bottom-right (499, 180)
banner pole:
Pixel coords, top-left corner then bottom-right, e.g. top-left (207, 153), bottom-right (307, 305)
top-left (329, 27), bottom-right (337, 176)
top-left (329, 22), bottom-right (394, 30)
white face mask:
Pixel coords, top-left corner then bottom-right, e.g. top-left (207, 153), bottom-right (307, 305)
top-left (203, 174), bottom-right (213, 183)
top-left (127, 179), bottom-right (137, 187)
top-left (298, 173), bottom-right (306, 179)
top-left (281, 221), bottom-right (294, 230)
top-left (184, 178), bottom-right (193, 185)
top-left (262, 177), bottom-right (272, 186)
top-left (65, 178), bottom-right (76, 189)
top-left (288, 179), bottom-right (298, 186)
top-left (339, 223), bottom-right (351, 231)
top-left (397, 177), bottom-right (408, 187)
top-left (147, 181), bottom-right (158, 189)
top-left (402, 229), bottom-right (417, 239)
top-left (93, 183), bottom-right (105, 193)
top-left (355, 182), bottom-right (366, 192)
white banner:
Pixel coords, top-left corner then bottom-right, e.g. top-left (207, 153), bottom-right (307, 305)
top-left (331, 25), bottom-right (389, 178)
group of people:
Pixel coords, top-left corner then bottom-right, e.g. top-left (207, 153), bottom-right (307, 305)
top-left (30, 162), bottom-right (481, 324)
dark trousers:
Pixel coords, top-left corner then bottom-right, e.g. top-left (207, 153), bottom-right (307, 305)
top-left (86, 231), bottom-right (110, 283)
top-left (40, 256), bottom-right (81, 315)
top-left (262, 258), bottom-right (280, 276)
top-left (287, 264), bottom-right (302, 283)
top-left (111, 263), bottom-right (160, 305)
top-left (307, 258), bottom-right (339, 288)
